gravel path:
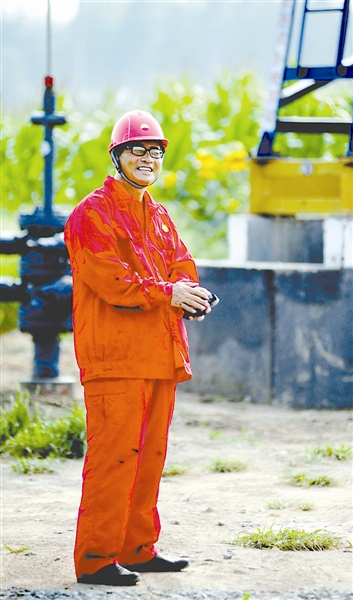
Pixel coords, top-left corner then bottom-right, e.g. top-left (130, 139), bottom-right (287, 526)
top-left (1, 588), bottom-right (352, 600)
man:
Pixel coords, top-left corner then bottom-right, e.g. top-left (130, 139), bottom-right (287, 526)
top-left (64, 109), bottom-right (212, 587)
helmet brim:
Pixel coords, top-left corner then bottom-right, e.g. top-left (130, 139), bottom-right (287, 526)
top-left (109, 136), bottom-right (169, 153)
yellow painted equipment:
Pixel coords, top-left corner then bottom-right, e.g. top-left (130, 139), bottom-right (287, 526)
top-left (249, 158), bottom-right (353, 215)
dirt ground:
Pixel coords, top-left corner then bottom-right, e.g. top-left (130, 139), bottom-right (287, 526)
top-left (1, 330), bottom-right (353, 594)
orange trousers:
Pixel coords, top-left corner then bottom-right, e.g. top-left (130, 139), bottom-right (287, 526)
top-left (74, 378), bottom-right (176, 578)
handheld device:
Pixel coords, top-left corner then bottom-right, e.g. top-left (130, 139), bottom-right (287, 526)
top-left (183, 292), bottom-right (219, 320)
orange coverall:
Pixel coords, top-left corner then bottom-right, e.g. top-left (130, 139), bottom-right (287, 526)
top-left (64, 176), bottom-right (199, 577)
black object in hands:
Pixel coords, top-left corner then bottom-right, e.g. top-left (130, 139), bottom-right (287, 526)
top-left (182, 292), bottom-right (220, 320)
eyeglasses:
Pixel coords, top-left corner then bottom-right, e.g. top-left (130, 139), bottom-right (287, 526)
top-left (125, 145), bottom-right (164, 159)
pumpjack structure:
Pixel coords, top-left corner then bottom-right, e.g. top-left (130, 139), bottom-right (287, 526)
top-left (252, 0), bottom-right (352, 215)
top-left (229, 0), bottom-right (353, 266)
top-left (191, 0), bottom-right (353, 408)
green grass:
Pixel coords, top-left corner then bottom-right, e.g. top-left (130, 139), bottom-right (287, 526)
top-left (267, 499), bottom-right (314, 511)
top-left (209, 458), bottom-right (246, 473)
top-left (230, 526), bottom-right (343, 551)
top-left (4, 544), bottom-right (29, 553)
top-left (162, 464), bottom-right (187, 477)
top-left (11, 456), bottom-right (60, 474)
top-left (285, 472), bottom-right (337, 487)
top-left (0, 392), bottom-right (86, 461)
top-left (231, 427), bottom-right (259, 446)
top-left (309, 444), bottom-right (352, 461)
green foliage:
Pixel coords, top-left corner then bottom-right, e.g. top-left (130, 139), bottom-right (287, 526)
top-left (285, 472), bottom-right (337, 487)
top-left (1, 71), bottom-right (260, 262)
top-left (12, 456), bottom-right (59, 474)
top-left (1, 116), bottom-right (43, 213)
top-left (150, 72), bottom-right (260, 257)
top-left (0, 253), bottom-right (20, 334)
top-left (309, 443), bottom-right (352, 461)
top-left (209, 458), bottom-right (246, 473)
top-left (1, 73), bottom-right (351, 265)
top-left (0, 394), bottom-right (31, 444)
top-left (162, 463), bottom-right (187, 477)
top-left (0, 301), bottom-right (19, 335)
top-left (1, 393), bottom-right (86, 460)
top-left (230, 526), bottom-right (343, 551)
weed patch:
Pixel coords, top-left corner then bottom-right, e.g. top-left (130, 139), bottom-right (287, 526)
top-left (231, 427), bottom-right (259, 446)
top-left (285, 472), bottom-right (337, 487)
top-left (0, 393), bottom-right (86, 461)
top-left (162, 464), bottom-right (187, 477)
top-left (309, 444), bottom-right (352, 461)
top-left (210, 458), bottom-right (246, 473)
top-left (4, 544), bottom-right (29, 553)
top-left (267, 499), bottom-right (314, 511)
top-left (12, 457), bottom-right (60, 474)
top-left (230, 526), bottom-right (343, 551)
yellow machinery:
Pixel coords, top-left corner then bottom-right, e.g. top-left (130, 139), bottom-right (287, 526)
top-left (250, 158), bottom-right (353, 215)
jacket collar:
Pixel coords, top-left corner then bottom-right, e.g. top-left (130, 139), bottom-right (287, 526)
top-left (104, 176), bottom-right (158, 215)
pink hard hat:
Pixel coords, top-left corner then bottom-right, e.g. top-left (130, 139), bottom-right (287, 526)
top-left (109, 110), bottom-right (169, 153)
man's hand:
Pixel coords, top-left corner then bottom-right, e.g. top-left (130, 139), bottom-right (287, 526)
top-left (171, 281), bottom-right (212, 321)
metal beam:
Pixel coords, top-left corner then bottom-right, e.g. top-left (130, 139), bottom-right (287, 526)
top-left (284, 65), bottom-right (353, 80)
top-left (279, 80), bottom-right (329, 107)
top-left (276, 117), bottom-right (352, 134)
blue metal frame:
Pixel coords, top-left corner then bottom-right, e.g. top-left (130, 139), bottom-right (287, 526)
top-left (257, 0), bottom-right (353, 157)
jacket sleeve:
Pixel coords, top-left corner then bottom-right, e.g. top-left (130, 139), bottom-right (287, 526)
top-left (166, 216), bottom-right (199, 285)
top-left (64, 206), bottom-right (173, 310)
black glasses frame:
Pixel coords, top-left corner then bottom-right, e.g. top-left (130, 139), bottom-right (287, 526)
top-left (125, 144), bottom-right (165, 159)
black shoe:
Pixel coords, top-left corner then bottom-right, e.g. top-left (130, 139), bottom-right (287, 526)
top-left (123, 553), bottom-right (189, 572)
top-left (77, 563), bottom-right (140, 586)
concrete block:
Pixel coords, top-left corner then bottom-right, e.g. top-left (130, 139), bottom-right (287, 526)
top-left (273, 268), bottom-right (353, 409)
top-left (182, 266), bottom-right (273, 403)
top-left (228, 214), bottom-right (324, 264)
top-left (343, 220), bottom-right (353, 268)
top-left (323, 218), bottom-right (345, 268)
top-left (323, 217), bottom-right (353, 268)
top-left (227, 215), bottom-right (248, 264)
top-left (247, 217), bottom-right (323, 263)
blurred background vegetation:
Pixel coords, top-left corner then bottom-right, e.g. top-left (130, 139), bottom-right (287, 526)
top-left (1, 71), bottom-right (352, 334)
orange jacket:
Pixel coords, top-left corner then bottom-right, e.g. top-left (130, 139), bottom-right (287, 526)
top-left (64, 176), bottom-right (199, 384)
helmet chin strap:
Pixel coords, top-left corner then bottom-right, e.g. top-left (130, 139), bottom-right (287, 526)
top-left (111, 152), bottom-right (158, 190)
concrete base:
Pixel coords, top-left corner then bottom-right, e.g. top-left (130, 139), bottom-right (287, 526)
top-left (184, 266), bottom-right (273, 403)
top-left (228, 214), bottom-right (353, 267)
top-left (181, 262), bottom-right (353, 409)
top-left (273, 269), bottom-right (353, 409)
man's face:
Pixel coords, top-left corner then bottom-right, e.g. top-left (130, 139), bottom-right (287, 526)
top-left (119, 141), bottom-right (164, 187)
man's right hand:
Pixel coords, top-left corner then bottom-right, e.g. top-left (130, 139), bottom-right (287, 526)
top-left (171, 281), bottom-right (211, 316)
